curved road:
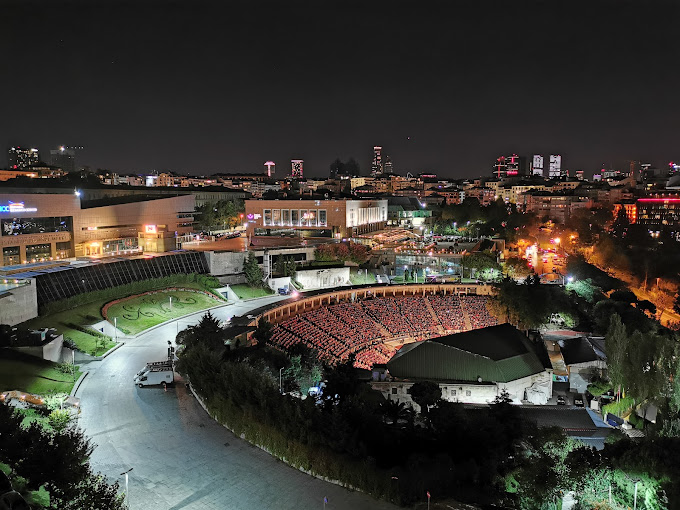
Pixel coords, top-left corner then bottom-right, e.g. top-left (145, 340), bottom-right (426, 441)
top-left (76, 296), bottom-right (400, 510)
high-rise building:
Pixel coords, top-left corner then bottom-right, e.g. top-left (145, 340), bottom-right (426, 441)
top-left (532, 155), bottom-right (544, 177)
top-left (383, 155), bottom-right (393, 174)
top-left (371, 146), bottom-right (383, 176)
top-left (50, 146), bottom-right (76, 173)
top-left (493, 154), bottom-right (525, 178)
top-left (575, 170), bottom-right (585, 181)
top-left (264, 161), bottom-right (275, 177)
top-left (8, 147), bottom-right (39, 169)
top-left (549, 155), bottom-right (563, 178)
top-left (291, 159), bottom-right (303, 178)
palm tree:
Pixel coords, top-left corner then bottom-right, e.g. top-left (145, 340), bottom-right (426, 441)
top-left (381, 399), bottom-right (411, 425)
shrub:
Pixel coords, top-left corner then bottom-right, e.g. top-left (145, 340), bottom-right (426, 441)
top-left (603, 397), bottom-right (635, 418)
top-left (587, 378), bottom-right (612, 397)
top-left (48, 409), bottom-right (71, 432)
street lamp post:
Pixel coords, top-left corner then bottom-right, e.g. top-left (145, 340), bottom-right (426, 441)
top-left (113, 317), bottom-right (117, 343)
top-left (633, 480), bottom-right (639, 510)
top-left (120, 468), bottom-right (133, 510)
top-left (169, 296), bottom-right (172, 310)
top-left (279, 367), bottom-right (284, 394)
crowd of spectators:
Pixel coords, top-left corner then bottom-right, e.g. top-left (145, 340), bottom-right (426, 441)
top-left (462, 295), bottom-right (498, 329)
top-left (428, 295), bottom-right (467, 331)
top-left (268, 294), bottom-right (498, 368)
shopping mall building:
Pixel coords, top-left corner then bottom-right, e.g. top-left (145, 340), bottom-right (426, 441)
top-left (0, 193), bottom-right (194, 266)
top-left (244, 198), bottom-right (388, 238)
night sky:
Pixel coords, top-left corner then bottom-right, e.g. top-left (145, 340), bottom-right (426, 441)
top-left (2, 0), bottom-right (679, 179)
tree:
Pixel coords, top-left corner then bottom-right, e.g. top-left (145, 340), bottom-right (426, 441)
top-left (504, 257), bottom-right (532, 280)
top-left (380, 399), bottom-right (412, 425)
top-left (253, 319), bottom-right (273, 347)
top-left (243, 252), bottom-right (263, 287)
top-left (275, 256), bottom-right (297, 277)
top-left (408, 381), bottom-right (441, 414)
top-left (605, 314), bottom-right (628, 397)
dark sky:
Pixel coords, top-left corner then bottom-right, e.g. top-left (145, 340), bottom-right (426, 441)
top-left (2, 0), bottom-right (679, 179)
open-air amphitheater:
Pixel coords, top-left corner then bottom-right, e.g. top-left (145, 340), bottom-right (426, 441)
top-left (260, 284), bottom-right (499, 369)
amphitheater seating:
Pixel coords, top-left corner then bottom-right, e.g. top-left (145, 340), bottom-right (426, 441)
top-left (268, 294), bottom-right (499, 369)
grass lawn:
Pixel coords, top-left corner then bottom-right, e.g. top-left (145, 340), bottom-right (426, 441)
top-left (104, 289), bottom-right (224, 335)
top-left (230, 284), bottom-right (274, 300)
top-left (22, 301), bottom-right (116, 356)
top-left (0, 350), bottom-right (82, 395)
top-left (22, 282), bottom-right (221, 354)
top-left (349, 270), bottom-right (377, 285)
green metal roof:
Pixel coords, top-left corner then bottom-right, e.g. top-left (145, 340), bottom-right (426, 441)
top-left (387, 325), bottom-right (546, 383)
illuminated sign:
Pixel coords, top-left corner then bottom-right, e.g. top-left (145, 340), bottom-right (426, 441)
top-left (145, 225), bottom-right (157, 233)
top-left (0, 202), bottom-right (37, 213)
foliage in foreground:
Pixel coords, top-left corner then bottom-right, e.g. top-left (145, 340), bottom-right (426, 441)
top-left (0, 402), bottom-right (124, 510)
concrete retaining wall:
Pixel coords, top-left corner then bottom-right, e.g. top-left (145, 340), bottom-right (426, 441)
top-left (0, 280), bottom-right (38, 326)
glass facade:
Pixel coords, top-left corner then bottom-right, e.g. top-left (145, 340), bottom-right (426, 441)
top-left (1, 216), bottom-right (71, 236)
top-left (26, 243), bottom-right (52, 260)
top-left (2, 246), bottom-right (19, 266)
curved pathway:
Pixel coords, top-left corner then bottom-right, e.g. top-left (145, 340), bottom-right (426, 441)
top-left (76, 296), bottom-right (400, 510)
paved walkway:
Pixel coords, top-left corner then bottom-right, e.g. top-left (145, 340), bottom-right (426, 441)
top-left (76, 295), bottom-right (400, 510)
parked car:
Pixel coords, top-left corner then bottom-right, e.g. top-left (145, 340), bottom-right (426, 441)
top-left (556, 395), bottom-right (566, 405)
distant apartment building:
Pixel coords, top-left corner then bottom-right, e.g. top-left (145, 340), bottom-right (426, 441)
top-left (522, 191), bottom-right (592, 222)
top-left (464, 187), bottom-right (495, 206)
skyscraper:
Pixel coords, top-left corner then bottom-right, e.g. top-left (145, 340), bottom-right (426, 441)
top-left (264, 161), bottom-right (275, 177)
top-left (383, 155), bottom-right (393, 174)
top-left (50, 146), bottom-right (76, 173)
top-left (371, 146), bottom-right (383, 176)
top-left (291, 159), bottom-right (303, 178)
top-left (532, 155), bottom-right (544, 177)
top-left (8, 147), bottom-right (39, 169)
top-left (493, 154), bottom-right (525, 178)
top-left (549, 155), bottom-right (563, 178)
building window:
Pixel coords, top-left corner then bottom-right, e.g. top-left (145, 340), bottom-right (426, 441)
top-left (282, 209), bottom-right (290, 225)
top-left (318, 209), bottom-right (327, 226)
top-left (272, 209), bottom-right (281, 226)
top-left (306, 209), bottom-right (317, 226)
top-left (451, 389), bottom-right (456, 396)
top-left (465, 390), bottom-right (471, 397)
top-left (291, 209), bottom-right (299, 226)
top-left (2, 246), bottom-right (19, 266)
top-left (26, 243), bottom-right (51, 260)
top-left (263, 209), bottom-right (272, 226)
top-left (391, 388), bottom-right (398, 395)
top-left (300, 209), bottom-right (308, 226)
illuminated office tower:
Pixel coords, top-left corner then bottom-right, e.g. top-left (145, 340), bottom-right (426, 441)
top-left (264, 161), bottom-right (275, 177)
top-left (549, 155), bottom-right (563, 178)
top-left (50, 146), bottom-right (76, 173)
top-left (8, 146), bottom-right (39, 169)
top-left (371, 146), bottom-right (383, 176)
top-left (291, 159), bottom-right (303, 178)
top-left (532, 155), bottom-right (544, 176)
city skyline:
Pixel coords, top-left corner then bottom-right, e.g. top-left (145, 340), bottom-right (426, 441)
top-left (2, 1), bottom-right (679, 178)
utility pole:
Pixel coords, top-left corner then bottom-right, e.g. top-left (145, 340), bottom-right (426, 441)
top-left (120, 468), bottom-right (133, 510)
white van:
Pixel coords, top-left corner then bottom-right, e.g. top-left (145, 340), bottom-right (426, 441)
top-left (134, 361), bottom-right (174, 388)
